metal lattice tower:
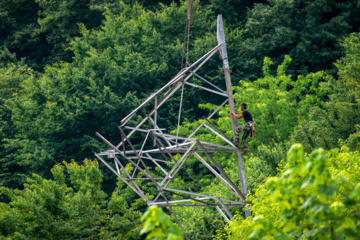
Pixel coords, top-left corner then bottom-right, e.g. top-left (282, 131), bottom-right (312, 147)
top-left (95, 15), bottom-right (250, 238)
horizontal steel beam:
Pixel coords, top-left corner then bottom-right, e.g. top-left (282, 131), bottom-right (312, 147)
top-left (184, 81), bottom-right (228, 97)
top-left (162, 187), bottom-right (245, 205)
top-left (153, 203), bottom-right (243, 208)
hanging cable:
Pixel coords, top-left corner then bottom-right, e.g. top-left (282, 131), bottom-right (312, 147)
top-left (181, 0), bottom-right (194, 70)
top-left (197, 1), bottom-right (216, 47)
top-left (185, 0), bottom-right (194, 64)
top-left (181, 18), bottom-right (189, 70)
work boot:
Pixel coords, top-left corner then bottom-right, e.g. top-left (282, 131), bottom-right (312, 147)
top-left (242, 148), bottom-right (249, 155)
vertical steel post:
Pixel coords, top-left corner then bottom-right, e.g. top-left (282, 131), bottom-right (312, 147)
top-left (217, 15), bottom-right (251, 218)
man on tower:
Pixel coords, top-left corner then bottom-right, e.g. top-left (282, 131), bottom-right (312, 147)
top-left (230, 102), bottom-right (254, 155)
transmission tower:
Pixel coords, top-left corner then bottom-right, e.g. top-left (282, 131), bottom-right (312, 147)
top-left (95, 15), bottom-right (250, 238)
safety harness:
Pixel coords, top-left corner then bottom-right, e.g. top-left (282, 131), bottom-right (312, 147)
top-left (247, 122), bottom-right (256, 141)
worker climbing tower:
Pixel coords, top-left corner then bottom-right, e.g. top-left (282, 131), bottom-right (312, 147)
top-left (217, 15), bottom-right (251, 218)
top-left (95, 15), bottom-right (250, 238)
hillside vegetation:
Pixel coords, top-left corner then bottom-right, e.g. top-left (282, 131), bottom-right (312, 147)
top-left (1, 0), bottom-right (359, 239)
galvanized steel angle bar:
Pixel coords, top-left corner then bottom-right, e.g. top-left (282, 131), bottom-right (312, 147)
top-left (154, 95), bottom-right (158, 147)
top-left (195, 141), bottom-right (246, 200)
top-left (124, 126), bottom-right (166, 133)
top-left (120, 43), bottom-right (222, 127)
top-left (217, 14), bottom-right (251, 218)
top-left (175, 83), bottom-right (185, 145)
top-left (143, 153), bottom-right (174, 164)
top-left (149, 133), bottom-right (173, 163)
top-left (205, 119), bottom-right (241, 150)
top-left (193, 152), bottom-right (237, 196)
top-left (116, 134), bottom-right (188, 239)
top-left (96, 132), bottom-right (154, 181)
top-left (189, 70), bottom-right (225, 93)
top-left (116, 45), bottom-right (221, 149)
top-left (153, 142), bottom-right (197, 202)
top-left (149, 131), bottom-right (177, 163)
top-left (116, 83), bottom-right (182, 148)
top-left (118, 127), bottom-right (162, 184)
top-left (217, 198), bottom-right (233, 219)
top-left (159, 141), bottom-right (197, 187)
top-left (149, 117), bottom-right (172, 147)
top-left (114, 156), bottom-right (131, 179)
top-left (151, 197), bottom-right (212, 205)
top-left (183, 81), bottom-right (228, 97)
top-left (186, 98), bottom-right (228, 140)
top-left (140, 153), bottom-right (169, 176)
top-left (130, 131), bottom-right (150, 178)
top-left (215, 206), bottom-right (230, 221)
top-left (162, 187), bottom-right (245, 205)
top-left (94, 153), bottom-right (148, 202)
top-left (162, 189), bottom-right (217, 207)
top-left (155, 203), bottom-right (242, 208)
top-left (114, 160), bottom-right (121, 175)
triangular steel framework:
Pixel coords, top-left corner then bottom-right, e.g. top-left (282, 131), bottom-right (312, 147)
top-left (95, 15), bottom-right (250, 239)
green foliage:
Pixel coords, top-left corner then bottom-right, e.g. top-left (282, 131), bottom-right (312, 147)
top-left (173, 206), bottom-right (225, 239)
top-left (291, 32), bottom-right (360, 152)
top-left (0, 159), bottom-right (142, 239)
top-left (1, 1), bottom-right (360, 239)
top-left (0, 0), bottom-right (121, 70)
top-left (1, 1), bottom-right (219, 191)
top-left (0, 0), bottom-right (42, 68)
top-left (3, 60), bottom-right (140, 182)
top-left (163, 57), bottom-right (329, 238)
top-left (201, 0), bottom-right (266, 26)
top-left (216, 144), bottom-right (360, 239)
top-left (141, 206), bottom-right (184, 240)
top-left (35, 0), bottom-right (121, 67)
top-left (0, 64), bottom-right (33, 192)
top-left (170, 45), bottom-right (360, 238)
top-left (186, 55), bottom-right (329, 169)
top-left (336, 32), bottom-right (360, 82)
top-left (234, 0), bottom-right (360, 80)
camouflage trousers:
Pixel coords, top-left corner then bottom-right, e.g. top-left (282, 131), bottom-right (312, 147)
top-left (235, 123), bottom-right (252, 149)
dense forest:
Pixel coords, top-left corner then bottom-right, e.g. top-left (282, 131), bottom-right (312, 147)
top-left (1, 0), bottom-right (360, 239)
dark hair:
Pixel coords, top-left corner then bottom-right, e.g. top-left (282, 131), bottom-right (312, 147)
top-left (241, 103), bottom-right (247, 109)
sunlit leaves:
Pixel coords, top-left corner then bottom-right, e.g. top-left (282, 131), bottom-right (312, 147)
top-left (217, 144), bottom-right (360, 239)
top-left (0, 160), bottom-right (142, 239)
top-left (141, 206), bottom-right (184, 240)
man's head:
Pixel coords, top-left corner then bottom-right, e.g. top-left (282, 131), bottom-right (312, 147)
top-left (240, 102), bottom-right (247, 111)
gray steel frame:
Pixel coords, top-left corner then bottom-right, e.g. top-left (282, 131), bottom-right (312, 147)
top-left (95, 15), bottom-right (251, 239)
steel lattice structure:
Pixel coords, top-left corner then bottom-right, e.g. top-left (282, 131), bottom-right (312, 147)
top-left (95, 15), bottom-right (250, 238)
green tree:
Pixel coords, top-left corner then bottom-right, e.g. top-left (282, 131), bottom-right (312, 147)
top-left (0, 63), bottom-right (33, 193)
top-left (216, 144), bottom-right (360, 239)
top-left (180, 55), bottom-right (329, 169)
top-left (141, 205), bottom-right (184, 240)
top-left (0, 0), bottom-right (44, 68)
top-left (0, 159), bottom-right (143, 239)
top-left (233, 0), bottom-right (360, 80)
top-left (291, 32), bottom-right (360, 152)
top-left (2, 1), bottom-right (218, 187)
top-left (0, 0), bottom-right (122, 70)
top-left (4, 60), bottom-right (140, 182)
top-left (35, 0), bottom-right (121, 68)
top-left (202, 0), bottom-right (266, 25)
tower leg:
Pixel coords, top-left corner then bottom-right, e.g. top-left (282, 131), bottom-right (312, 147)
top-left (217, 14), bottom-right (251, 218)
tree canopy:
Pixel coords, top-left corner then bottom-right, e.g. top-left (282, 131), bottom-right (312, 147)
top-left (1, 0), bottom-right (360, 239)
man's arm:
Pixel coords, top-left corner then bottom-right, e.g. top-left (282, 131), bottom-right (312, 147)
top-left (230, 111), bottom-right (243, 119)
